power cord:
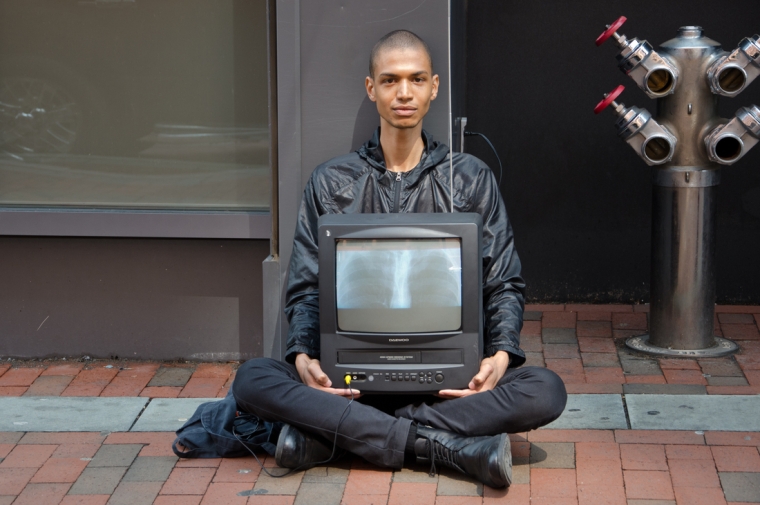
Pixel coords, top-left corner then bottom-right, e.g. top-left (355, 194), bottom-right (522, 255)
top-left (233, 375), bottom-right (355, 478)
top-left (464, 131), bottom-right (504, 188)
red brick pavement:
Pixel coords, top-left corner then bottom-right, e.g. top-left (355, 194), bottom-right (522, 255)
top-left (0, 304), bottom-right (758, 502)
top-left (0, 431), bottom-right (755, 503)
top-left (0, 304), bottom-right (755, 398)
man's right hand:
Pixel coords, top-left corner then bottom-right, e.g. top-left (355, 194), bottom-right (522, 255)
top-left (295, 353), bottom-right (360, 397)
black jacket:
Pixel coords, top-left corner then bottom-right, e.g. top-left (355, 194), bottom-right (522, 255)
top-left (284, 128), bottom-right (526, 367)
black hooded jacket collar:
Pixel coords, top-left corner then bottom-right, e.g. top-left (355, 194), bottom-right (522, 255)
top-left (357, 127), bottom-right (450, 187)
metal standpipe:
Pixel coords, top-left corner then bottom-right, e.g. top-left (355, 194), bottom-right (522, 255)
top-left (649, 169), bottom-right (720, 354)
top-left (595, 19), bottom-right (760, 358)
top-left (647, 28), bottom-right (727, 356)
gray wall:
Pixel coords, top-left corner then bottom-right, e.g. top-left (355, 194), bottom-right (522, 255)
top-left (0, 237), bottom-right (268, 360)
top-left (266, 0), bottom-right (453, 359)
top-left (0, 1), bottom-right (453, 362)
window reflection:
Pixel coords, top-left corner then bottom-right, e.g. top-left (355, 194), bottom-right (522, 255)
top-left (0, 0), bottom-right (270, 210)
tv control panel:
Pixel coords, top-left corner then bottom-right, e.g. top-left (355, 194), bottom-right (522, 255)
top-left (340, 369), bottom-right (452, 393)
top-left (383, 371), bottom-right (445, 384)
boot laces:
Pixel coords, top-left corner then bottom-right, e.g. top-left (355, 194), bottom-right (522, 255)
top-left (426, 439), bottom-right (459, 477)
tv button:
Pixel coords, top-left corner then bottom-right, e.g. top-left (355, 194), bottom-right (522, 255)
top-left (391, 375), bottom-right (396, 381)
top-left (434, 373), bottom-right (444, 383)
top-left (426, 378), bottom-right (432, 384)
top-left (418, 377), bottom-right (424, 384)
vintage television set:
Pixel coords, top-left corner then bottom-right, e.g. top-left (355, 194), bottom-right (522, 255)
top-left (318, 212), bottom-right (483, 393)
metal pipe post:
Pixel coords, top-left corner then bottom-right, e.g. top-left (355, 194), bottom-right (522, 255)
top-left (649, 183), bottom-right (717, 350)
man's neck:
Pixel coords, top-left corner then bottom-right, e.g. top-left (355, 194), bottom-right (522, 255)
top-left (379, 121), bottom-right (425, 173)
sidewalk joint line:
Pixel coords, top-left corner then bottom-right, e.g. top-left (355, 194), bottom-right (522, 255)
top-left (127, 397), bottom-right (152, 432)
top-left (620, 393), bottom-right (632, 430)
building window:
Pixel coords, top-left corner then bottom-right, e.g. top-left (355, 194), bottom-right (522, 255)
top-left (0, 0), bottom-right (270, 211)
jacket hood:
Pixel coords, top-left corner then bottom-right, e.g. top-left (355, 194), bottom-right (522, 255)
top-left (357, 127), bottom-right (450, 182)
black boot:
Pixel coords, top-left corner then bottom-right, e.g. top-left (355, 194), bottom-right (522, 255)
top-left (275, 424), bottom-right (338, 469)
top-left (414, 426), bottom-right (512, 488)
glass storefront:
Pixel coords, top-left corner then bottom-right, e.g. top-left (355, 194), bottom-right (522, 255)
top-left (0, 0), bottom-right (270, 211)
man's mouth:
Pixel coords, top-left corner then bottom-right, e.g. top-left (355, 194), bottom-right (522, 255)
top-left (393, 107), bottom-right (417, 117)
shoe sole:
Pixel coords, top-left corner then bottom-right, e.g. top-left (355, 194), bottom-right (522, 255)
top-left (497, 433), bottom-right (513, 487)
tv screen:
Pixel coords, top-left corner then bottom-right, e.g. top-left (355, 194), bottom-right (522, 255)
top-left (335, 238), bottom-right (462, 333)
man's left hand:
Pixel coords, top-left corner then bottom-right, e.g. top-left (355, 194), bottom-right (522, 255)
top-left (437, 351), bottom-right (510, 398)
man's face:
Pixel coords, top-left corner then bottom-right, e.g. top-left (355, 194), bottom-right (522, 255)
top-left (366, 46), bottom-right (439, 130)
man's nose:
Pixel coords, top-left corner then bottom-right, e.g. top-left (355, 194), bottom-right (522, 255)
top-left (397, 79), bottom-right (412, 99)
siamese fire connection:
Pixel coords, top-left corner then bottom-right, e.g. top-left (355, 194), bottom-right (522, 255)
top-left (595, 17), bottom-right (760, 357)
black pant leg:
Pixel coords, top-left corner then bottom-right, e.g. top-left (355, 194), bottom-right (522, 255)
top-left (231, 357), bottom-right (412, 468)
top-left (393, 366), bottom-right (567, 435)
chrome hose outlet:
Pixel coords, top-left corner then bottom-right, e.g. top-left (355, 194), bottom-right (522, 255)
top-left (596, 17), bottom-right (679, 98)
top-left (616, 106), bottom-right (676, 165)
top-left (595, 85), bottom-right (676, 166)
top-left (708, 34), bottom-right (760, 96)
top-left (705, 105), bottom-right (760, 165)
top-left (617, 40), bottom-right (679, 98)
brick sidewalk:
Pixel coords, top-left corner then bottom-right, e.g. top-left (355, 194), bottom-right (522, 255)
top-left (1, 304), bottom-right (758, 398)
top-left (1, 303), bottom-right (759, 504)
top-left (1, 430), bottom-right (759, 504)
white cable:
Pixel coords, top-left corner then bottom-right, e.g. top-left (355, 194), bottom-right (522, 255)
top-left (447, 0), bottom-right (454, 213)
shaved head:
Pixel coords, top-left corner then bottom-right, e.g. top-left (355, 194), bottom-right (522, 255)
top-left (369, 30), bottom-right (433, 77)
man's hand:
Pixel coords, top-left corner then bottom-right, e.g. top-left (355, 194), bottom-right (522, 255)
top-left (437, 351), bottom-right (510, 398)
top-left (295, 353), bottom-right (360, 397)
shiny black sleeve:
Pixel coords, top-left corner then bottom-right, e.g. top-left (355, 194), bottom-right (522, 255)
top-left (468, 163), bottom-right (526, 367)
top-left (283, 176), bottom-right (326, 364)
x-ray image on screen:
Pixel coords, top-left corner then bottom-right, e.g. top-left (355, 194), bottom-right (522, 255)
top-left (335, 238), bottom-right (462, 333)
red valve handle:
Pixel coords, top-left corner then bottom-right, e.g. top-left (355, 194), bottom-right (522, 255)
top-left (594, 85), bottom-right (625, 114)
top-left (595, 16), bottom-right (627, 46)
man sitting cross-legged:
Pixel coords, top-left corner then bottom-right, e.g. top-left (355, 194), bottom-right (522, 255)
top-left (232, 29), bottom-right (567, 488)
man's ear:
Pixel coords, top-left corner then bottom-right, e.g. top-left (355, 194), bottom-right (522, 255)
top-left (430, 74), bottom-right (440, 100)
top-left (365, 76), bottom-right (376, 102)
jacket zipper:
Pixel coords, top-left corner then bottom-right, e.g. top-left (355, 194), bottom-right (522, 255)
top-left (392, 171), bottom-right (402, 213)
